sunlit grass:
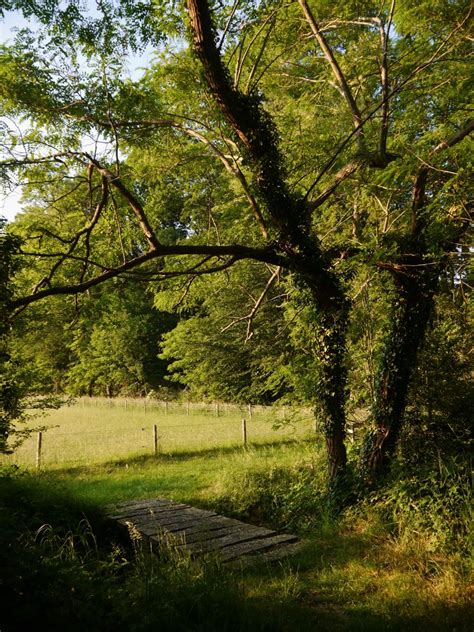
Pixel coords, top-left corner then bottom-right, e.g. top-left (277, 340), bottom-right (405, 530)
top-left (2, 398), bottom-right (315, 468)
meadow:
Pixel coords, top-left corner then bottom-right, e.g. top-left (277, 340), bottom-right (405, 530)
top-left (2, 398), bottom-right (315, 468)
top-left (1, 399), bottom-right (472, 631)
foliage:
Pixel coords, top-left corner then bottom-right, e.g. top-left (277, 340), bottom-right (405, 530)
top-left (347, 456), bottom-right (473, 567)
top-left (401, 290), bottom-right (473, 460)
top-left (0, 218), bottom-right (23, 451)
top-left (66, 283), bottom-right (176, 396)
top-left (1, 0), bottom-right (472, 479)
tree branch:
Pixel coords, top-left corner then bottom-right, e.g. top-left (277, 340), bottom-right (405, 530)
top-left (28, 174), bottom-right (109, 294)
top-left (221, 265), bottom-right (281, 341)
top-left (298, 0), bottom-right (366, 153)
top-left (84, 154), bottom-right (161, 251)
top-left (307, 162), bottom-right (360, 211)
top-left (412, 118), bottom-right (474, 237)
top-left (378, 1), bottom-right (396, 156)
top-left (11, 243), bottom-right (285, 309)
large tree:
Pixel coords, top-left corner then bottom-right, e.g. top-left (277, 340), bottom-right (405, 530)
top-left (1, 0), bottom-right (472, 482)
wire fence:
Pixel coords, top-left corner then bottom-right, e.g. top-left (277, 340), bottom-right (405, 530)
top-left (3, 398), bottom-right (320, 469)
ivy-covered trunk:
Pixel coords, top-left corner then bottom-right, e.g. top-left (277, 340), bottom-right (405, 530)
top-left (298, 274), bottom-right (349, 482)
top-left (363, 264), bottom-right (439, 479)
top-left (316, 311), bottom-right (348, 481)
top-left (188, 0), bottom-right (353, 483)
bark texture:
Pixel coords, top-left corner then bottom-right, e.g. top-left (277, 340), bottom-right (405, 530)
top-left (364, 262), bottom-right (438, 478)
top-left (187, 0), bottom-right (349, 480)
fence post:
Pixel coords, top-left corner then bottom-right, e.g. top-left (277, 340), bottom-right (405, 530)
top-left (241, 418), bottom-right (247, 447)
top-left (144, 398), bottom-right (147, 413)
top-left (347, 421), bottom-right (355, 444)
top-left (248, 403), bottom-right (253, 419)
top-left (36, 431), bottom-right (43, 470)
top-left (215, 402), bottom-right (219, 417)
top-left (153, 424), bottom-right (158, 456)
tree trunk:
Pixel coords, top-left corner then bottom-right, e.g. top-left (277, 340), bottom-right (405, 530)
top-left (363, 265), bottom-right (438, 479)
top-left (300, 280), bottom-right (349, 482)
top-left (188, 0), bottom-right (351, 483)
top-left (317, 312), bottom-right (348, 481)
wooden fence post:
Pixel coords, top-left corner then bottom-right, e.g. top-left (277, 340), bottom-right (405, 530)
top-left (144, 398), bottom-right (147, 413)
top-left (248, 403), bottom-right (253, 419)
top-left (347, 421), bottom-right (355, 444)
top-left (36, 431), bottom-right (43, 470)
top-left (215, 402), bottom-right (219, 417)
top-left (242, 418), bottom-right (247, 447)
top-left (153, 424), bottom-right (158, 456)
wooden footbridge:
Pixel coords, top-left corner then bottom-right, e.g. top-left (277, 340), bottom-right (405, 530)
top-left (106, 498), bottom-right (300, 565)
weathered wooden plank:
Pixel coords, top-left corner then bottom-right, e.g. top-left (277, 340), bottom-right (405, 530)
top-left (179, 528), bottom-right (277, 555)
top-left (175, 523), bottom-right (273, 545)
top-left (129, 508), bottom-right (210, 524)
top-left (147, 516), bottom-right (243, 537)
top-left (106, 497), bottom-right (299, 565)
top-left (227, 541), bottom-right (304, 568)
top-left (128, 515), bottom-right (216, 536)
top-left (107, 499), bottom-right (179, 512)
top-left (219, 534), bottom-right (299, 562)
top-left (122, 508), bottom-right (218, 530)
top-left (108, 502), bottom-right (190, 520)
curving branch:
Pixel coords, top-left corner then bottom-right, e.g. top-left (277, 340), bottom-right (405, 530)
top-left (411, 118), bottom-right (474, 237)
top-left (11, 243), bottom-right (285, 309)
top-left (84, 154), bottom-right (161, 251)
top-left (298, 0), bottom-right (366, 153)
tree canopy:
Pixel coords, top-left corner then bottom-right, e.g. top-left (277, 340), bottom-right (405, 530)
top-left (1, 0), bottom-right (472, 483)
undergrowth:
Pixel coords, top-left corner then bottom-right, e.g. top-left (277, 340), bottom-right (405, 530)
top-left (213, 453), bottom-right (472, 573)
top-left (1, 446), bottom-right (472, 631)
top-left (0, 467), bottom-right (269, 632)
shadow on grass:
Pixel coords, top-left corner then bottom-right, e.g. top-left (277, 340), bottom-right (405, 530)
top-left (241, 534), bottom-right (474, 631)
top-left (1, 468), bottom-right (471, 631)
top-left (58, 436), bottom-right (315, 475)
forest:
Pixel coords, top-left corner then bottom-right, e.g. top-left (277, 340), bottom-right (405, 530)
top-left (0, 0), bottom-right (472, 630)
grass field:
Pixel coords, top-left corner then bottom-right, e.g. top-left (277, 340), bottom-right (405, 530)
top-left (1, 399), bottom-right (472, 631)
top-left (2, 398), bottom-right (315, 468)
